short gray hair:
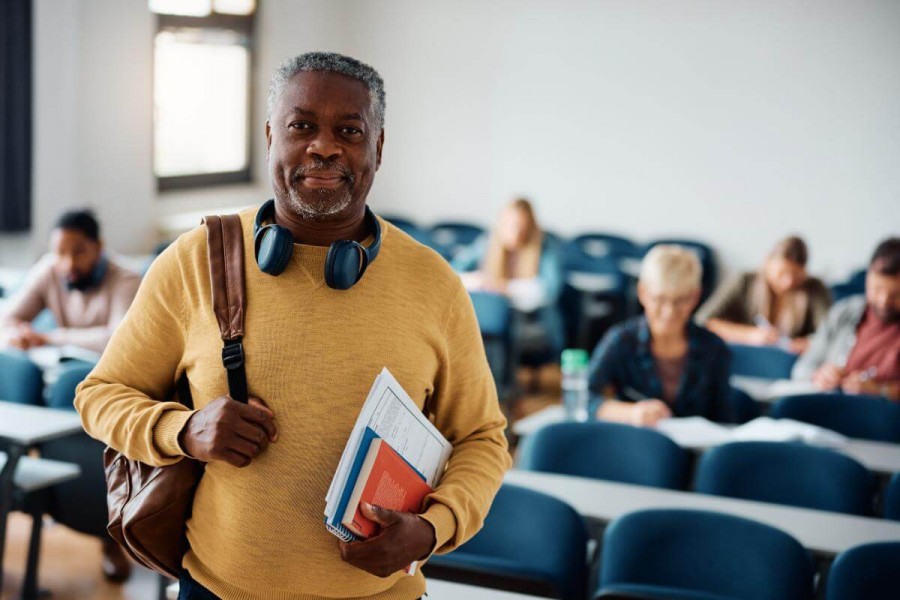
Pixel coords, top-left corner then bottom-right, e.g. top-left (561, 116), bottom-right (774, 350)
top-left (640, 244), bottom-right (703, 295)
top-left (266, 52), bottom-right (386, 130)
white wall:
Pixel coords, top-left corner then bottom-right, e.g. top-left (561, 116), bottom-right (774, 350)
top-left (4, 0), bottom-right (898, 281)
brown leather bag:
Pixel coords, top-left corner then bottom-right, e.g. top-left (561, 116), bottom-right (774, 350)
top-left (104, 214), bottom-right (248, 579)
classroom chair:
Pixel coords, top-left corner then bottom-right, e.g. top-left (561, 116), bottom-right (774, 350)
top-left (769, 393), bottom-right (900, 443)
top-left (695, 441), bottom-right (875, 516)
top-left (427, 221), bottom-right (485, 260)
top-left (518, 421), bottom-right (691, 490)
top-left (825, 541), bottom-right (900, 600)
top-left (0, 350), bottom-right (44, 406)
top-left (727, 343), bottom-right (798, 380)
top-left (884, 472), bottom-right (900, 521)
top-left (470, 291), bottom-right (516, 398)
top-left (380, 214), bottom-right (433, 245)
top-left (425, 484), bottom-right (590, 600)
top-left (596, 509), bottom-right (815, 600)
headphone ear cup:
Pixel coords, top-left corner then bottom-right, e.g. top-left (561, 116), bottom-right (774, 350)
top-left (255, 224), bottom-right (294, 276)
top-left (325, 241), bottom-right (364, 290)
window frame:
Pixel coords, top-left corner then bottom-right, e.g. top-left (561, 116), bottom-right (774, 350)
top-left (154, 11), bottom-right (257, 192)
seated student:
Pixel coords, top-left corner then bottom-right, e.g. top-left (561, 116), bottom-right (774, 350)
top-left (0, 209), bottom-right (141, 354)
top-left (589, 245), bottom-right (730, 426)
top-left (696, 236), bottom-right (831, 354)
top-left (792, 237), bottom-right (900, 401)
top-left (453, 197), bottom-right (565, 358)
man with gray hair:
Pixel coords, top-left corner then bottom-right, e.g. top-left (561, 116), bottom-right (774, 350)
top-left (76, 52), bottom-right (511, 599)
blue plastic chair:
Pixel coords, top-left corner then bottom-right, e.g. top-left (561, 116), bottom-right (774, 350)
top-left (769, 394), bottom-right (900, 443)
top-left (884, 473), bottom-right (900, 520)
top-left (597, 509), bottom-right (815, 600)
top-left (826, 542), bottom-right (900, 600)
top-left (561, 243), bottom-right (631, 349)
top-left (570, 233), bottom-right (642, 260)
top-left (380, 215), bottom-right (433, 246)
top-left (47, 363), bottom-right (94, 411)
top-left (695, 442), bottom-right (875, 515)
top-left (425, 484), bottom-right (590, 600)
top-left (519, 421), bottom-right (691, 490)
top-left (0, 350), bottom-right (44, 406)
top-left (829, 269), bottom-right (866, 304)
top-left (428, 221), bottom-right (485, 260)
top-left (727, 344), bottom-right (798, 379)
top-left (469, 292), bottom-right (515, 395)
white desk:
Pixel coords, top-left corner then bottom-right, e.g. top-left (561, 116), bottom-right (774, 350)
top-left (511, 406), bottom-right (900, 477)
top-left (505, 469), bottom-right (900, 558)
top-left (427, 579), bottom-right (545, 599)
top-left (0, 400), bottom-right (85, 590)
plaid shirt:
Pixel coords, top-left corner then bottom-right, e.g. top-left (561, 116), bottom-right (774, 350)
top-left (589, 316), bottom-right (731, 421)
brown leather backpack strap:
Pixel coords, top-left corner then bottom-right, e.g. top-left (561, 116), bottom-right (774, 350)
top-left (203, 214), bottom-right (248, 403)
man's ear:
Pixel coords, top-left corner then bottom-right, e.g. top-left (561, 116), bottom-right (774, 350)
top-left (265, 121), bottom-right (272, 159)
top-left (375, 129), bottom-right (384, 170)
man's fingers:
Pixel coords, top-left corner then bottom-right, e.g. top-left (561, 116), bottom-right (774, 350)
top-left (240, 401), bottom-right (278, 442)
top-left (361, 502), bottom-right (401, 527)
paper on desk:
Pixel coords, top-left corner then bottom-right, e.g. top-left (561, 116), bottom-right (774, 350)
top-left (325, 368), bottom-right (452, 516)
top-left (731, 417), bottom-right (847, 447)
top-left (655, 417), bottom-right (733, 447)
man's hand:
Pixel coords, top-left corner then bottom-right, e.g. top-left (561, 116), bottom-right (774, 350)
top-left (841, 371), bottom-right (883, 396)
top-left (787, 336), bottom-right (810, 355)
top-left (631, 399), bottom-right (672, 427)
top-left (7, 324), bottom-right (49, 350)
top-left (812, 363), bottom-right (844, 391)
top-left (179, 396), bottom-right (277, 468)
top-left (338, 502), bottom-right (436, 578)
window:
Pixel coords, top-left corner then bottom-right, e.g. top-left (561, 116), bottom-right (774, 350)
top-left (151, 0), bottom-right (256, 190)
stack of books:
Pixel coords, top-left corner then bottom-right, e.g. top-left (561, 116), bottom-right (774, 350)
top-left (325, 368), bottom-right (452, 551)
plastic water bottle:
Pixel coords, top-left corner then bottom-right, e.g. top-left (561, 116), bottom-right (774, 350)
top-left (561, 349), bottom-right (590, 422)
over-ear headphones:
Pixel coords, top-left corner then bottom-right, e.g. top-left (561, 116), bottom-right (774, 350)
top-left (253, 199), bottom-right (382, 290)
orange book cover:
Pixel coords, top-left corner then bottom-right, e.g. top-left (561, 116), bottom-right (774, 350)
top-left (341, 438), bottom-right (433, 539)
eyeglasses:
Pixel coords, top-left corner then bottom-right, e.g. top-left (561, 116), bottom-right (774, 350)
top-left (645, 293), bottom-right (696, 308)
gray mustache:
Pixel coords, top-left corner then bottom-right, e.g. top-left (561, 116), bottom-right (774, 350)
top-left (291, 160), bottom-right (353, 183)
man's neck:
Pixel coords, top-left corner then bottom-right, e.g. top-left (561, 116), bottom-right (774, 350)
top-left (273, 203), bottom-right (369, 247)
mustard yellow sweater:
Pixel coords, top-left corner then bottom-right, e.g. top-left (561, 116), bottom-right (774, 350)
top-left (75, 208), bottom-right (511, 600)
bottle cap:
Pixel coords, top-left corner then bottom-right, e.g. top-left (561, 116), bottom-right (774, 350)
top-left (561, 348), bottom-right (589, 371)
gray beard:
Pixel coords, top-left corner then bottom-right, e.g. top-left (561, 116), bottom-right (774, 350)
top-left (287, 187), bottom-right (354, 221)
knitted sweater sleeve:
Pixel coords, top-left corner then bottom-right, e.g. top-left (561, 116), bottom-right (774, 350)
top-left (74, 238), bottom-right (195, 466)
top-left (419, 283), bottom-right (512, 555)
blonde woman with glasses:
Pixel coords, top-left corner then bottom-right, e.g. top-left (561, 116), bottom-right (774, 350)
top-left (589, 245), bottom-right (731, 426)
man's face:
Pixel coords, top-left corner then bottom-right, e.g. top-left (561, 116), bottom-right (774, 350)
top-left (266, 71), bottom-right (383, 222)
top-left (50, 228), bottom-right (102, 287)
top-left (866, 268), bottom-right (900, 323)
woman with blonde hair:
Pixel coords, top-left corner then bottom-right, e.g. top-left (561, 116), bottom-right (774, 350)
top-left (696, 236), bottom-right (831, 353)
top-left (454, 198), bottom-right (564, 356)
top-left (589, 245), bottom-right (731, 426)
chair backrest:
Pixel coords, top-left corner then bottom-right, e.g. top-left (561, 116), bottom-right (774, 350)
top-left (723, 387), bottom-right (762, 424)
top-left (47, 363), bottom-right (95, 411)
top-left (381, 215), bottom-right (432, 246)
top-left (885, 472), bottom-right (900, 521)
top-left (728, 344), bottom-right (798, 379)
top-left (599, 509), bottom-right (815, 600)
top-left (695, 441), bottom-right (875, 515)
top-left (826, 542), bottom-right (900, 600)
top-left (428, 222), bottom-right (485, 260)
top-left (469, 292), bottom-right (514, 390)
top-left (428, 483), bottom-right (590, 600)
top-left (518, 421), bottom-right (691, 490)
top-left (0, 350), bottom-right (43, 406)
top-left (769, 394), bottom-right (900, 443)
top-left (570, 233), bottom-right (641, 260)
